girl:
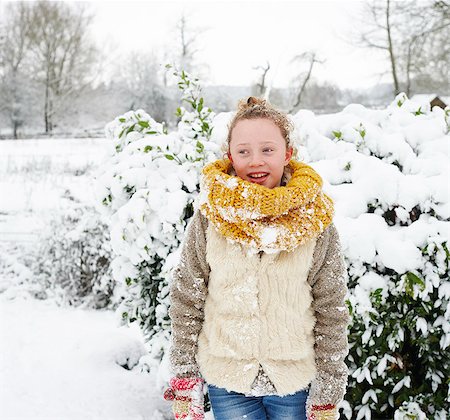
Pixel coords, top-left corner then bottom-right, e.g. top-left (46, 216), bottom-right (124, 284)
top-left (164, 97), bottom-right (349, 420)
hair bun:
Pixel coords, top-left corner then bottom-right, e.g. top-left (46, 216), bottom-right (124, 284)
top-left (237, 96), bottom-right (266, 112)
top-left (247, 96), bottom-right (266, 106)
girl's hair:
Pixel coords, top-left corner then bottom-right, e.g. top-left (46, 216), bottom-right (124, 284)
top-left (225, 96), bottom-right (295, 152)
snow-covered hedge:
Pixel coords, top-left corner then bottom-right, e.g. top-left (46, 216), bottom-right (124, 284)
top-left (292, 95), bottom-right (449, 419)
top-left (95, 68), bottom-right (221, 358)
top-left (99, 72), bottom-right (449, 419)
top-left (30, 206), bottom-right (116, 309)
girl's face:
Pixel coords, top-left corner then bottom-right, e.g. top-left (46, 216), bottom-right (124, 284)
top-left (228, 118), bottom-right (293, 189)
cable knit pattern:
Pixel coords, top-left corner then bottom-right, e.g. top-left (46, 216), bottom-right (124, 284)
top-left (199, 158), bottom-right (334, 253)
top-left (306, 224), bottom-right (350, 408)
top-left (169, 210), bottom-right (349, 405)
top-left (169, 212), bottom-right (210, 378)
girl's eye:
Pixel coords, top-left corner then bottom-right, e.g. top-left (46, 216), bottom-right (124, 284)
top-left (263, 148), bottom-right (273, 153)
top-left (238, 150), bottom-right (248, 154)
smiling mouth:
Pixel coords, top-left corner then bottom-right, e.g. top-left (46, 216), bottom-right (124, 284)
top-left (248, 173), bottom-right (269, 182)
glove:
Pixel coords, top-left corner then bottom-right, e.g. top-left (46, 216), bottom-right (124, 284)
top-left (307, 403), bottom-right (338, 420)
top-left (163, 377), bottom-right (205, 420)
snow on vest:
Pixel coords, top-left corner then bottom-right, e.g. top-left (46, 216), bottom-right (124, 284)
top-left (196, 225), bottom-right (318, 396)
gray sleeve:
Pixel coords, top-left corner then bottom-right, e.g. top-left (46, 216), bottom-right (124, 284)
top-left (307, 223), bottom-right (350, 406)
top-left (168, 210), bottom-right (210, 377)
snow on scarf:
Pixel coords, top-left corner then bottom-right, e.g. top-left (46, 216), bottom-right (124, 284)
top-left (198, 158), bottom-right (334, 254)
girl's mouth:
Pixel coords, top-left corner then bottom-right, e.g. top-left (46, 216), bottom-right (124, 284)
top-left (248, 172), bottom-right (269, 184)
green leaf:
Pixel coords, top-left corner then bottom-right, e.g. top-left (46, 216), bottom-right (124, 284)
top-left (144, 145), bottom-right (153, 153)
top-left (126, 124), bottom-right (136, 135)
top-left (345, 299), bottom-right (353, 316)
top-left (119, 117), bottom-right (126, 123)
top-left (405, 272), bottom-right (425, 297)
top-left (332, 130), bottom-right (342, 139)
top-left (370, 288), bottom-right (383, 306)
top-left (165, 154), bottom-right (175, 160)
top-left (196, 140), bottom-right (204, 152)
top-left (138, 121), bottom-right (149, 128)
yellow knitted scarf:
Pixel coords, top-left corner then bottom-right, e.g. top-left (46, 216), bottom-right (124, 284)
top-left (199, 159), bottom-right (334, 253)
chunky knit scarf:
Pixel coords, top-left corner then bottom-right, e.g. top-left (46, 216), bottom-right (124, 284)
top-left (198, 159), bottom-right (334, 253)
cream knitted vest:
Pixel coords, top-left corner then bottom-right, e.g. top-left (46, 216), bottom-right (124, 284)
top-left (196, 225), bottom-right (318, 396)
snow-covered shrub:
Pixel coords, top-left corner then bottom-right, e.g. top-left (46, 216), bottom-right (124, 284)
top-left (292, 94), bottom-right (449, 419)
top-left (95, 66), bottom-right (221, 360)
top-left (105, 109), bottom-right (165, 154)
top-left (0, 242), bottom-right (34, 298)
top-left (31, 206), bottom-right (116, 309)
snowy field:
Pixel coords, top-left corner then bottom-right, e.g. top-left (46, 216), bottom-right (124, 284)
top-left (0, 298), bottom-right (172, 419)
top-left (0, 138), bottom-right (173, 419)
top-left (0, 139), bottom-right (109, 242)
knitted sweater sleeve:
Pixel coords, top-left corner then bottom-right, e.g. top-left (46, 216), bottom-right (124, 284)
top-left (168, 209), bottom-right (210, 377)
top-left (307, 223), bottom-right (350, 408)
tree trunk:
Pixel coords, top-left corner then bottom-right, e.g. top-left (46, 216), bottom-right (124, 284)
top-left (44, 73), bottom-right (49, 133)
top-left (386, 0), bottom-right (400, 95)
top-left (288, 55), bottom-right (316, 113)
top-left (13, 120), bottom-right (18, 139)
top-left (406, 43), bottom-right (413, 97)
top-left (44, 68), bottom-right (52, 133)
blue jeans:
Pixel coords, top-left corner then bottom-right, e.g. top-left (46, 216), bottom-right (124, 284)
top-left (207, 384), bottom-right (308, 419)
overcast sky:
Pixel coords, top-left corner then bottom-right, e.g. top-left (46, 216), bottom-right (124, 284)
top-left (90, 0), bottom-right (390, 89)
top-left (2, 0), bottom-right (391, 89)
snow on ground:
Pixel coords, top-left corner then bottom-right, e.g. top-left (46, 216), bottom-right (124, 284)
top-left (0, 295), bottom-right (173, 420)
top-left (0, 138), bottom-right (111, 241)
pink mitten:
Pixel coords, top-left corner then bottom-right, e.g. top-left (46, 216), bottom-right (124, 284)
top-left (163, 377), bottom-right (205, 419)
top-left (307, 403), bottom-right (338, 420)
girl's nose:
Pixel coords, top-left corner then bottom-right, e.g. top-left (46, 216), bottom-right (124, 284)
top-left (249, 154), bottom-right (264, 166)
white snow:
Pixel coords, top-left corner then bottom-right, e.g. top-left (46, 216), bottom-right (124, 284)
top-left (0, 296), bottom-right (172, 419)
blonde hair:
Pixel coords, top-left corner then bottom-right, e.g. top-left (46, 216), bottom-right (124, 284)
top-left (225, 97), bottom-right (295, 155)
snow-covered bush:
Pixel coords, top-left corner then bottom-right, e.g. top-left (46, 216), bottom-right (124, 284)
top-left (292, 94), bottom-right (449, 419)
top-left (95, 66), bottom-right (221, 361)
top-left (30, 206), bottom-right (116, 309)
top-left (102, 72), bottom-right (449, 418)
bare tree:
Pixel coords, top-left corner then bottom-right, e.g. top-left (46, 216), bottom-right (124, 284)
top-left (288, 51), bottom-right (324, 113)
top-left (117, 52), bottom-right (169, 122)
top-left (27, 1), bottom-right (99, 133)
top-left (402, 1), bottom-right (450, 94)
top-left (252, 61), bottom-right (271, 97)
top-left (355, 0), bottom-right (449, 96)
top-left (172, 12), bottom-right (209, 79)
top-left (0, 2), bottom-right (34, 138)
